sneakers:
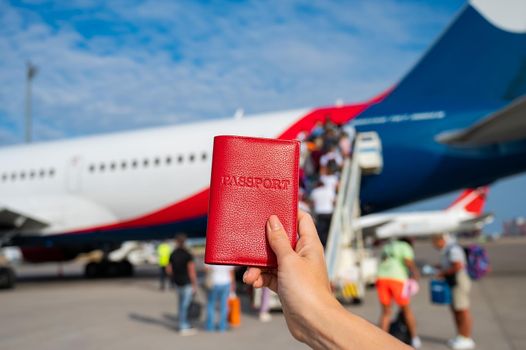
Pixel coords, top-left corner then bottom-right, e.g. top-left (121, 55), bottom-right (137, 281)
top-left (259, 312), bottom-right (272, 323)
top-left (179, 328), bottom-right (197, 336)
top-left (411, 336), bottom-right (422, 349)
top-left (448, 336), bottom-right (475, 349)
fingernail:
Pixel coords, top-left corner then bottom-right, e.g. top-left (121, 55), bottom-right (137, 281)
top-left (269, 215), bottom-right (282, 231)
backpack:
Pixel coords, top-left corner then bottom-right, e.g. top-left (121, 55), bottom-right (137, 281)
top-left (463, 244), bottom-right (490, 280)
top-left (389, 310), bottom-right (411, 345)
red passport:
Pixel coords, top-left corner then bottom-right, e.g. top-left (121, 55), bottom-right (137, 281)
top-left (205, 135), bottom-right (299, 267)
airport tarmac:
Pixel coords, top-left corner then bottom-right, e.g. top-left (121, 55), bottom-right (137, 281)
top-left (0, 237), bottom-right (525, 350)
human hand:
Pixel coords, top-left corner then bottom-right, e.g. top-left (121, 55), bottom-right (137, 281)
top-left (243, 210), bottom-right (336, 343)
top-left (243, 210), bottom-right (411, 350)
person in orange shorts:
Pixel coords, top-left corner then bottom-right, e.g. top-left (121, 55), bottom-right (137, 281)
top-left (376, 238), bottom-right (421, 348)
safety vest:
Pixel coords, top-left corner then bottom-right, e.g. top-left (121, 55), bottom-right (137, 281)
top-left (157, 243), bottom-right (172, 267)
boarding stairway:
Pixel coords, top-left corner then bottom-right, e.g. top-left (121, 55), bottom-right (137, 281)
top-left (253, 131), bottom-right (383, 309)
top-left (325, 132), bottom-right (383, 302)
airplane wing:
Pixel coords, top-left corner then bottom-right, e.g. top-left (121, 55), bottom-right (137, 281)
top-left (0, 195), bottom-right (118, 238)
top-left (0, 207), bottom-right (48, 232)
top-left (353, 214), bottom-right (394, 236)
top-left (360, 221), bottom-right (393, 236)
top-left (459, 212), bottom-right (495, 229)
top-left (437, 95), bottom-right (526, 146)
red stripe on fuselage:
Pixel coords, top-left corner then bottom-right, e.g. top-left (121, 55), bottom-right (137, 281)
top-left (68, 188), bottom-right (210, 234)
top-left (61, 90), bottom-right (391, 236)
top-left (277, 90), bottom-right (390, 140)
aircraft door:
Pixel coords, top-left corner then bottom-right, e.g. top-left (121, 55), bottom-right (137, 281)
top-left (66, 155), bottom-right (83, 193)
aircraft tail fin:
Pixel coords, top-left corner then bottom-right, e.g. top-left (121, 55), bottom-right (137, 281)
top-left (360, 0), bottom-right (526, 115)
top-left (447, 187), bottom-right (489, 215)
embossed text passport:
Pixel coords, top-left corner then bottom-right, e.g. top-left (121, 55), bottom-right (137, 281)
top-left (205, 135), bottom-right (299, 267)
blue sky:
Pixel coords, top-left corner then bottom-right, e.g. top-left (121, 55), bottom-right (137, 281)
top-left (0, 0), bottom-right (524, 231)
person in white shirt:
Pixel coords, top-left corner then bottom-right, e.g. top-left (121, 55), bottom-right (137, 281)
top-left (205, 264), bottom-right (235, 332)
top-left (310, 179), bottom-right (336, 246)
top-left (319, 145), bottom-right (343, 174)
top-left (432, 234), bottom-right (474, 350)
top-left (319, 169), bottom-right (339, 191)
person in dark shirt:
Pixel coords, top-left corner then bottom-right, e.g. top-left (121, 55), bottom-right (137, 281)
top-left (166, 234), bottom-right (198, 335)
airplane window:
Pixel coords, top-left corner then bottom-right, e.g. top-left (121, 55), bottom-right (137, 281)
top-left (132, 160), bottom-right (138, 168)
top-left (20, 171), bottom-right (26, 180)
top-left (121, 161), bottom-right (127, 170)
top-left (49, 169), bottom-right (55, 177)
top-left (189, 154), bottom-right (195, 162)
top-left (177, 155), bottom-right (183, 163)
top-left (110, 162), bottom-right (116, 171)
top-left (1, 174), bottom-right (6, 182)
top-left (29, 170), bottom-right (36, 179)
top-left (154, 157), bottom-right (161, 166)
top-left (165, 156), bottom-right (172, 165)
top-left (100, 163), bottom-right (106, 172)
top-left (201, 152), bottom-right (207, 161)
top-left (11, 172), bottom-right (17, 181)
top-left (89, 164), bottom-right (95, 172)
top-left (39, 169), bottom-right (45, 177)
top-left (143, 159), bottom-right (149, 167)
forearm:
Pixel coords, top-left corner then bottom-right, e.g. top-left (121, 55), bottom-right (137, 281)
top-left (190, 271), bottom-right (198, 287)
top-left (299, 294), bottom-right (410, 350)
top-left (405, 259), bottom-right (420, 280)
top-left (441, 268), bottom-right (456, 277)
top-left (411, 266), bottom-right (421, 280)
top-left (441, 264), bottom-right (462, 277)
top-left (187, 263), bottom-right (198, 287)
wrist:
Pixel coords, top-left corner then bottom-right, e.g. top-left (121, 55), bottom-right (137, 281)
top-left (300, 292), bottom-right (345, 349)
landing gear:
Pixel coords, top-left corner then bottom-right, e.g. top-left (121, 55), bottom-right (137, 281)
top-left (119, 260), bottom-right (133, 277)
top-left (0, 266), bottom-right (16, 289)
top-left (84, 260), bottom-right (134, 278)
top-left (84, 262), bottom-right (100, 278)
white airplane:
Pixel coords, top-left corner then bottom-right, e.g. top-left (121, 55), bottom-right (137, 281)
top-left (356, 187), bottom-right (494, 239)
top-left (0, 0), bottom-right (525, 287)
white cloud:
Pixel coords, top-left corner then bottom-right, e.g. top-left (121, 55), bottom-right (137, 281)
top-left (0, 0), bottom-right (460, 145)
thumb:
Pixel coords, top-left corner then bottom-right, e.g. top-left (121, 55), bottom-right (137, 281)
top-left (267, 215), bottom-right (294, 261)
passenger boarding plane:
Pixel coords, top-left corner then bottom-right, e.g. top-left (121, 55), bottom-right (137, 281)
top-left (356, 187), bottom-right (493, 239)
top-left (0, 0), bottom-right (525, 285)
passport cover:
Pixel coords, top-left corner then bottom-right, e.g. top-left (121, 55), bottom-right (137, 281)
top-left (205, 135), bottom-right (299, 267)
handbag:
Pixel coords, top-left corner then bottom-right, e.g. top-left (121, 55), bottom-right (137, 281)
top-left (188, 295), bottom-right (202, 321)
top-left (227, 294), bottom-right (241, 327)
top-left (389, 310), bottom-right (411, 345)
top-left (430, 279), bottom-right (452, 305)
top-left (402, 279), bottom-right (419, 299)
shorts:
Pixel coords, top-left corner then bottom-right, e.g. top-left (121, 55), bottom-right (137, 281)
top-left (452, 271), bottom-right (471, 311)
top-left (376, 278), bottom-right (410, 307)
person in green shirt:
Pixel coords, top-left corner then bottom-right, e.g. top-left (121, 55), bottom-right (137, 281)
top-left (157, 241), bottom-right (172, 290)
top-left (376, 238), bottom-right (421, 348)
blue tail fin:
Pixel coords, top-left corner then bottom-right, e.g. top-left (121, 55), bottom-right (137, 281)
top-left (362, 0), bottom-right (526, 115)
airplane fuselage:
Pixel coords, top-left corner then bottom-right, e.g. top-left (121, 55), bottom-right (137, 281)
top-left (2, 0), bottom-right (526, 257)
top-left (357, 106), bottom-right (526, 213)
top-left (0, 109), bottom-right (307, 242)
top-left (2, 102), bottom-right (526, 251)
